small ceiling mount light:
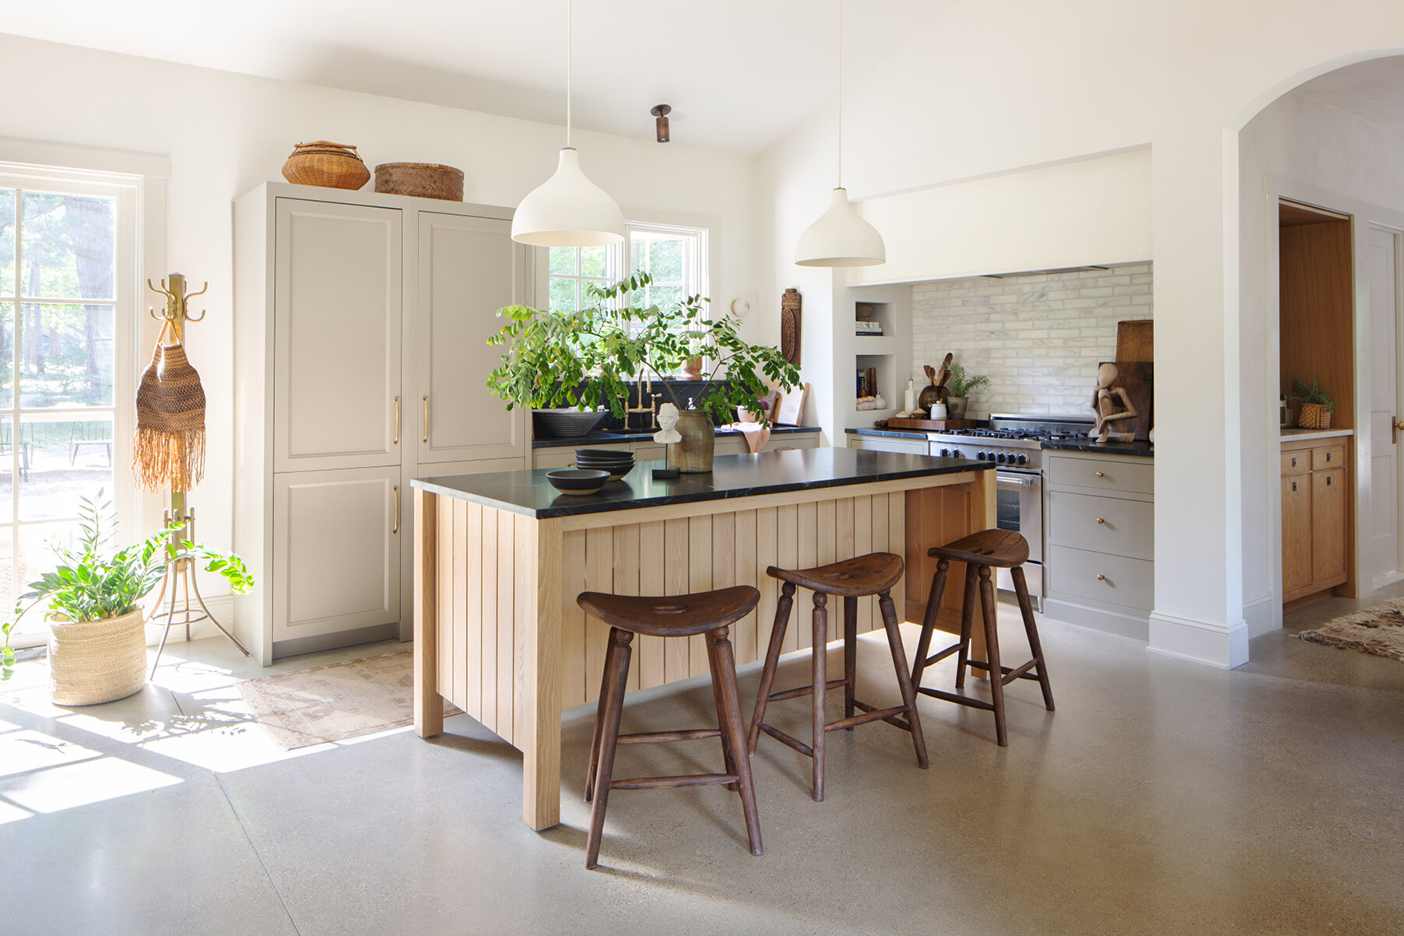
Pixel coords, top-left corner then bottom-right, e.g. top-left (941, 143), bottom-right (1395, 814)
top-left (651, 104), bottom-right (672, 143)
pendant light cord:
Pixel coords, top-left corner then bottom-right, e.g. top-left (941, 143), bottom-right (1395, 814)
top-left (567, 0), bottom-right (573, 148)
top-left (837, 0), bottom-right (843, 189)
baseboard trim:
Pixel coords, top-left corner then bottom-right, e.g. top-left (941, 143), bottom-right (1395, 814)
top-left (1041, 598), bottom-right (1149, 641)
top-left (1242, 592), bottom-right (1277, 639)
top-left (1147, 611), bottom-right (1249, 669)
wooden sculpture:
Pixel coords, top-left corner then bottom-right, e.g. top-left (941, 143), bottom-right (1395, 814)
top-left (781, 288), bottom-right (801, 366)
top-left (1089, 363), bottom-right (1138, 442)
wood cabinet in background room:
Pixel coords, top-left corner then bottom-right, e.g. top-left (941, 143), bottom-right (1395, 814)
top-left (234, 183), bottom-right (536, 664)
top-left (1280, 437), bottom-right (1350, 606)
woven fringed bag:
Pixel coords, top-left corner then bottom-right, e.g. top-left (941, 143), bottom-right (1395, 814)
top-left (133, 337), bottom-right (207, 492)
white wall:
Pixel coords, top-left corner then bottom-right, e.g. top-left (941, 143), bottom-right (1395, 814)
top-left (0, 32), bottom-right (760, 603)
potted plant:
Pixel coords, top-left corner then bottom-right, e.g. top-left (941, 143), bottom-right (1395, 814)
top-left (0, 493), bottom-right (253, 703)
top-left (1290, 375), bottom-right (1333, 429)
top-left (945, 361), bottom-right (991, 420)
top-left (486, 273), bottom-right (800, 471)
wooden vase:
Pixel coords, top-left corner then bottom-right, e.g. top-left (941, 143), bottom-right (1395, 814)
top-left (667, 409), bottom-right (715, 472)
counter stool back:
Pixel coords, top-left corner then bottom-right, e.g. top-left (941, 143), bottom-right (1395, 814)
top-left (576, 585), bottom-right (763, 870)
top-left (747, 552), bottom-right (928, 802)
top-left (910, 529), bottom-right (1054, 746)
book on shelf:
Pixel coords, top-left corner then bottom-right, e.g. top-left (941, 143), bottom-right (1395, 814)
top-left (855, 367), bottom-right (878, 399)
top-left (855, 321), bottom-right (884, 335)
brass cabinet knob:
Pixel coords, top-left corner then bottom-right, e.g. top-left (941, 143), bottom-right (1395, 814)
top-left (1096, 574), bottom-right (1106, 581)
top-left (1096, 517), bottom-right (1106, 525)
top-left (1095, 471), bottom-right (1105, 478)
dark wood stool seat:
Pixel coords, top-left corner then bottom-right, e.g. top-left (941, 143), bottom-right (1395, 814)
top-left (911, 530), bottom-right (1054, 747)
top-left (578, 586), bottom-right (763, 869)
top-left (747, 552), bottom-right (928, 802)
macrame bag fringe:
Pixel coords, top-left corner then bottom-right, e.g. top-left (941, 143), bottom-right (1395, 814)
top-left (133, 335), bottom-right (207, 492)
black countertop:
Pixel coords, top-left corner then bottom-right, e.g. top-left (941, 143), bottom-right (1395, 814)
top-left (413, 447), bottom-right (993, 519)
top-left (1040, 439), bottom-right (1154, 458)
top-left (533, 425), bottom-right (819, 449)
top-left (844, 427), bottom-right (929, 440)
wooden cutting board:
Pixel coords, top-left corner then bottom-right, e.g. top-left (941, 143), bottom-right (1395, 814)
top-left (1116, 320), bottom-right (1153, 362)
top-left (884, 418), bottom-right (977, 431)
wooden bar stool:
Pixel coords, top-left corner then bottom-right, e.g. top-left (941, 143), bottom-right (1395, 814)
top-left (747, 552), bottom-right (928, 802)
top-left (910, 529), bottom-right (1054, 747)
top-left (577, 585), bottom-right (763, 870)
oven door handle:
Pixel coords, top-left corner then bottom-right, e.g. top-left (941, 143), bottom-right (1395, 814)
top-left (996, 472), bottom-right (1037, 486)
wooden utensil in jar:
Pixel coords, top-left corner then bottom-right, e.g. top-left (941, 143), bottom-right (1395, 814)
top-left (918, 362), bottom-right (942, 411)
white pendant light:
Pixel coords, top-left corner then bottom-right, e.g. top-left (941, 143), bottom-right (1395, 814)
top-left (512, 0), bottom-right (625, 247)
top-left (794, 0), bottom-right (886, 267)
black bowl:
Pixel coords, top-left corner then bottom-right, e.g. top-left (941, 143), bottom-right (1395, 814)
top-left (546, 468), bottom-right (610, 495)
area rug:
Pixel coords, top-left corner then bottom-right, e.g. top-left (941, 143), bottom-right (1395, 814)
top-left (238, 651), bottom-right (459, 749)
top-left (1295, 599), bottom-right (1404, 662)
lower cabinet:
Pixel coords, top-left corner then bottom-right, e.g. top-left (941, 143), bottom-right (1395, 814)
top-left (846, 432), bottom-right (928, 455)
top-left (1281, 437), bottom-right (1349, 604)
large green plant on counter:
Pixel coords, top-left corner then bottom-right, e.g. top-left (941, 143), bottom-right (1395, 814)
top-left (486, 273), bottom-right (800, 427)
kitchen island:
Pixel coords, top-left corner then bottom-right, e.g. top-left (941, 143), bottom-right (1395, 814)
top-left (411, 448), bottom-right (995, 829)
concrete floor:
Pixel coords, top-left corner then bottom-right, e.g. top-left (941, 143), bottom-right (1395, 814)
top-left (2, 595), bottom-right (1402, 936)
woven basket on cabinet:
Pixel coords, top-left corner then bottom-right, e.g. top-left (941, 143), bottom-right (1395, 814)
top-left (1297, 403), bottom-right (1332, 430)
top-left (282, 142), bottom-right (371, 190)
top-left (374, 163), bottom-right (464, 201)
top-left (48, 609), bottom-right (148, 706)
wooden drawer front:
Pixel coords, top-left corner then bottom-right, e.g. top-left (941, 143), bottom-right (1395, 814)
top-left (1312, 444), bottom-right (1346, 470)
top-left (1047, 455), bottom-right (1154, 495)
top-left (1047, 544), bottom-right (1155, 612)
top-left (1280, 450), bottom-right (1310, 475)
top-left (1048, 490), bottom-right (1154, 560)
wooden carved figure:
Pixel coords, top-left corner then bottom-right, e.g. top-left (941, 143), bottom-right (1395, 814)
top-left (1090, 362), bottom-right (1138, 442)
top-left (780, 288), bottom-right (801, 366)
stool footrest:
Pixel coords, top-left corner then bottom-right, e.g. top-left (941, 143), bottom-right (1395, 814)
top-left (921, 642), bottom-right (964, 669)
top-left (965, 659), bottom-right (1041, 685)
top-left (610, 773), bottom-right (738, 791)
top-left (618, 728), bottom-right (722, 744)
top-left (827, 704), bottom-right (907, 733)
top-left (758, 722), bottom-right (814, 758)
top-left (916, 685), bottom-right (996, 712)
top-left (768, 677), bottom-right (848, 703)
top-left (851, 699), bottom-right (914, 732)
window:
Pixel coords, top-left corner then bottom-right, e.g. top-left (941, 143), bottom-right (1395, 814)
top-left (548, 244), bottom-right (618, 312)
top-left (547, 222), bottom-right (708, 315)
top-left (0, 171), bottom-right (136, 638)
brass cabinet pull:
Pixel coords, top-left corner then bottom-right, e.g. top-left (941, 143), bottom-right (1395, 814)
top-left (1393, 418), bottom-right (1403, 444)
top-left (393, 396), bottom-right (400, 445)
top-left (1096, 574), bottom-right (1106, 581)
top-left (422, 396), bottom-right (429, 444)
top-left (1096, 517), bottom-right (1106, 525)
top-left (1095, 471), bottom-right (1105, 478)
top-left (392, 485), bottom-right (400, 535)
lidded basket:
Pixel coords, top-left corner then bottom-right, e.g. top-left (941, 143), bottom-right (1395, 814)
top-left (282, 141), bottom-right (371, 190)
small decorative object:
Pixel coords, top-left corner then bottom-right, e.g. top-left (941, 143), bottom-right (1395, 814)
top-left (533, 408), bottom-right (607, 438)
top-left (903, 377), bottom-right (916, 416)
top-left (1291, 375), bottom-right (1333, 430)
top-left (775, 383), bottom-right (808, 426)
top-left (930, 401), bottom-right (948, 420)
top-left (1, 493), bottom-right (252, 696)
top-left (654, 403), bottom-right (682, 444)
top-left (945, 360), bottom-right (990, 421)
top-left (918, 355), bottom-right (952, 411)
top-left (652, 467), bottom-right (680, 480)
top-left (855, 302), bottom-right (876, 322)
top-left (282, 141), bottom-right (371, 190)
top-left (574, 449), bottom-right (635, 481)
top-left (668, 410), bottom-right (716, 472)
top-left (781, 288), bottom-right (802, 366)
top-left (1280, 395), bottom-right (1291, 428)
top-left (683, 356), bottom-right (705, 377)
top-left (873, 392), bottom-right (886, 409)
top-left (1089, 363), bottom-right (1138, 442)
top-left (374, 162), bottom-right (465, 201)
top-left (546, 468), bottom-right (610, 496)
top-left (730, 297), bottom-right (750, 318)
top-left (651, 104), bottom-right (671, 142)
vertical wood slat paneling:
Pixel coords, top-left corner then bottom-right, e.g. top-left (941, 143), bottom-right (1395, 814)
top-left (664, 519), bottom-right (690, 682)
top-left (755, 506), bottom-right (779, 660)
top-left (436, 497), bottom-right (454, 705)
top-left (462, 502), bottom-right (483, 720)
top-left (497, 513), bottom-right (515, 746)
top-left (888, 492), bottom-right (906, 618)
top-left (513, 513), bottom-right (534, 751)
top-left (639, 521), bottom-right (666, 688)
top-left (614, 524), bottom-right (642, 692)
top-left (480, 508), bottom-right (498, 733)
top-left (854, 495), bottom-right (873, 632)
top-left (795, 502), bottom-right (818, 650)
top-left (583, 527), bottom-right (613, 704)
top-left (453, 500), bottom-right (469, 713)
top-left (731, 510), bottom-right (757, 665)
top-left (561, 530), bottom-right (587, 707)
top-left (776, 505), bottom-right (799, 653)
top-left (688, 516), bottom-right (713, 677)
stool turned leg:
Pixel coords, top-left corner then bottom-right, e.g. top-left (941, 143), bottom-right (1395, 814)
top-left (911, 560), bottom-right (949, 687)
top-left (954, 564), bottom-right (979, 690)
top-left (585, 628), bottom-right (634, 869)
top-left (843, 595), bottom-right (858, 727)
top-left (711, 626), bottom-right (763, 857)
top-left (976, 567), bottom-right (1008, 747)
top-left (811, 592), bottom-right (828, 802)
top-left (585, 626), bottom-right (619, 803)
top-left (1011, 565), bottom-right (1055, 712)
top-left (878, 592), bottom-right (929, 769)
top-left (748, 582), bottom-right (795, 755)
top-left (705, 629), bottom-right (741, 791)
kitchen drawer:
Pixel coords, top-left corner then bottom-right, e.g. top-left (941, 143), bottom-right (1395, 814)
top-left (1046, 544), bottom-right (1155, 613)
top-left (1280, 450), bottom-right (1310, 475)
top-left (1047, 454), bottom-right (1154, 496)
top-left (1312, 444), bottom-right (1346, 470)
top-left (1047, 490), bottom-right (1154, 560)
top-left (847, 435), bottom-right (928, 455)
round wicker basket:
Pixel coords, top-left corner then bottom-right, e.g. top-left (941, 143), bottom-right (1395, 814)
top-left (374, 162), bottom-right (464, 201)
top-left (48, 609), bottom-right (148, 706)
top-left (282, 141), bottom-right (371, 190)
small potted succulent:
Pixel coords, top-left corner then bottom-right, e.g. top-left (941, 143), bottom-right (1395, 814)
top-left (945, 362), bottom-right (991, 420)
top-left (1, 493), bottom-right (253, 703)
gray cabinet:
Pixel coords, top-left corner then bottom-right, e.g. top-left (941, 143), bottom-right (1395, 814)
top-left (846, 433), bottom-right (928, 455)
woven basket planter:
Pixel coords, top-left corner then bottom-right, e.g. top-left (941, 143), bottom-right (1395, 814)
top-left (1298, 403), bottom-right (1332, 430)
top-left (374, 162), bottom-right (464, 201)
top-left (48, 609), bottom-right (148, 706)
top-left (282, 141), bottom-right (371, 190)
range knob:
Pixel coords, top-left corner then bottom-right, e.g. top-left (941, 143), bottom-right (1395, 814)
top-left (976, 451), bottom-right (987, 461)
top-left (1016, 454), bottom-right (1028, 466)
top-left (939, 448), bottom-right (950, 457)
top-left (996, 453), bottom-right (1008, 464)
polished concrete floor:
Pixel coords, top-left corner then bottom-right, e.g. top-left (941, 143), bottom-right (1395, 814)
top-left (2, 595), bottom-right (1402, 936)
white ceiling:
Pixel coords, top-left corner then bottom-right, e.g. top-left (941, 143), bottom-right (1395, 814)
top-left (1294, 55), bottom-right (1404, 135)
top-left (0, 0), bottom-right (956, 154)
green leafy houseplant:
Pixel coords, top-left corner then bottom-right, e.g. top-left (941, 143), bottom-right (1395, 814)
top-left (946, 362), bottom-right (991, 399)
top-left (1, 493), bottom-right (253, 681)
top-left (486, 273), bottom-right (800, 428)
top-left (1290, 375), bottom-right (1333, 412)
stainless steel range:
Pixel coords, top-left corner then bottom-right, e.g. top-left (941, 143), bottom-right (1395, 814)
top-left (927, 414), bottom-right (1094, 608)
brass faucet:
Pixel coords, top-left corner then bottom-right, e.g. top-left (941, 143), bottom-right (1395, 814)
top-left (623, 372), bottom-right (663, 431)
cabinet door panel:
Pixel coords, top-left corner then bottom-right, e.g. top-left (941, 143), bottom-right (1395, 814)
top-left (1281, 474), bottom-right (1313, 594)
top-left (274, 199), bottom-right (402, 470)
top-left (273, 467), bottom-right (401, 641)
top-left (1312, 468), bottom-right (1347, 583)
top-left (417, 213), bottom-right (530, 463)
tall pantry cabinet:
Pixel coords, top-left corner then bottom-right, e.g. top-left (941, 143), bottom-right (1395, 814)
top-left (234, 183), bottom-right (535, 664)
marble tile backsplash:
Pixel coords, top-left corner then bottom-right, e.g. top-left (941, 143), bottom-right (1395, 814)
top-left (909, 262), bottom-right (1152, 419)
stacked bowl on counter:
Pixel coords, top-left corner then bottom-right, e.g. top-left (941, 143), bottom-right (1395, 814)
top-left (574, 448), bottom-right (635, 481)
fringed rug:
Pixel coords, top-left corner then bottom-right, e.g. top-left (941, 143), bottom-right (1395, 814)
top-left (1295, 599), bottom-right (1404, 662)
top-left (239, 651), bottom-right (459, 749)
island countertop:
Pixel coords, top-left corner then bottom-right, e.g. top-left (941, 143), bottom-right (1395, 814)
top-left (412, 447), bottom-right (994, 519)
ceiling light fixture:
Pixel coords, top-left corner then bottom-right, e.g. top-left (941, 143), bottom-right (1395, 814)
top-left (512, 0), bottom-right (625, 247)
top-left (651, 104), bottom-right (671, 142)
top-left (794, 0), bottom-right (886, 267)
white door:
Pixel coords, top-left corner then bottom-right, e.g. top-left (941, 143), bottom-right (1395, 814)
top-left (272, 466), bottom-right (402, 642)
top-left (416, 212), bottom-right (531, 464)
top-left (1368, 226), bottom-right (1403, 587)
top-left (274, 198), bottom-right (403, 472)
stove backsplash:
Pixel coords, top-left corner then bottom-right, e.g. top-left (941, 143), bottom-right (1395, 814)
top-left (911, 262), bottom-right (1152, 420)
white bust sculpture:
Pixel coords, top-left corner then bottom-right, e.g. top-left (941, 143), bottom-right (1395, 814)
top-left (654, 402), bottom-right (682, 443)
